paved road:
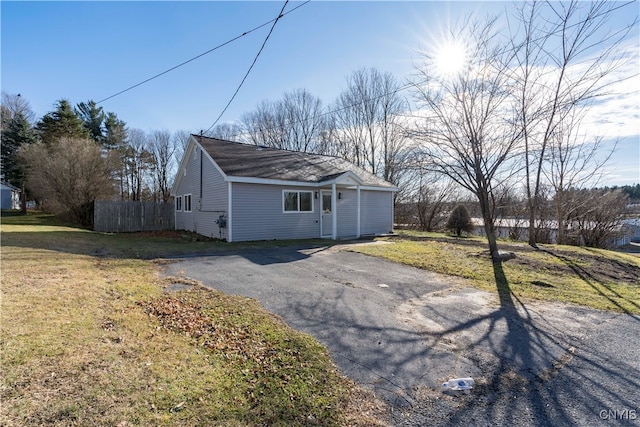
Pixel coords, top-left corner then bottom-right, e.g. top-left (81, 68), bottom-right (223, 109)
top-left (163, 243), bottom-right (640, 426)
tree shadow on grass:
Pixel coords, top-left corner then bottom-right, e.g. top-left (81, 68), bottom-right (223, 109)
top-left (545, 249), bottom-right (640, 319)
top-left (441, 260), bottom-right (639, 426)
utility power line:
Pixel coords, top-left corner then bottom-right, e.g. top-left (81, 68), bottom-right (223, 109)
top-left (96, 0), bottom-right (309, 105)
top-left (212, 0), bottom-right (637, 141)
top-left (204, 0), bottom-right (295, 134)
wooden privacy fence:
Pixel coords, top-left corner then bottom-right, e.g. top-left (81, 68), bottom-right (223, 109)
top-left (94, 200), bottom-right (174, 232)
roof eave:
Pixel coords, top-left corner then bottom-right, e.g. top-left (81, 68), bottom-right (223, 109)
top-left (226, 175), bottom-right (396, 191)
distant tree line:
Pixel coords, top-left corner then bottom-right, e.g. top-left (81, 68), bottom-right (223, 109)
top-left (1, 1), bottom-right (635, 251)
top-left (603, 184), bottom-right (640, 202)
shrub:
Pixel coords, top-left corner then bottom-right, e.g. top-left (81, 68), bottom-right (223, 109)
top-left (446, 204), bottom-right (474, 236)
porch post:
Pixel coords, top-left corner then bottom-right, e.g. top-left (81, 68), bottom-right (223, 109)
top-left (227, 181), bottom-right (233, 242)
top-left (356, 185), bottom-right (361, 238)
top-left (331, 183), bottom-right (337, 240)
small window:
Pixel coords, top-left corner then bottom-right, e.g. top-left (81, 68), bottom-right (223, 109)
top-left (283, 190), bottom-right (313, 213)
top-left (176, 196), bottom-right (182, 211)
top-left (184, 194), bottom-right (192, 212)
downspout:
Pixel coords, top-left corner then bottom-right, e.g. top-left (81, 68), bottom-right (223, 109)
top-left (331, 183), bottom-right (337, 240)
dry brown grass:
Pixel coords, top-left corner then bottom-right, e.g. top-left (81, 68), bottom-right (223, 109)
top-left (354, 232), bottom-right (640, 314)
top-left (1, 214), bottom-right (390, 426)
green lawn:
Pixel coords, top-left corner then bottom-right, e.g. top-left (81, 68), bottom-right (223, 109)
top-left (0, 213), bottom-right (387, 426)
top-left (353, 231), bottom-right (640, 314)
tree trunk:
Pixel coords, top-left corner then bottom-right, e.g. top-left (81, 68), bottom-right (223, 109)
top-left (477, 189), bottom-right (500, 260)
top-left (556, 202), bottom-right (566, 245)
top-left (21, 182), bottom-right (27, 214)
top-left (527, 197), bottom-right (538, 248)
top-left (483, 213), bottom-right (500, 260)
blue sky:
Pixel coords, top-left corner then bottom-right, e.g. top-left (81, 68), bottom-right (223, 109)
top-left (2, 1), bottom-right (639, 185)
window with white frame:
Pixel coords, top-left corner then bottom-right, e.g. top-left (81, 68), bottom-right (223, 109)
top-left (283, 190), bottom-right (313, 213)
top-left (176, 196), bottom-right (182, 211)
top-left (184, 194), bottom-right (192, 212)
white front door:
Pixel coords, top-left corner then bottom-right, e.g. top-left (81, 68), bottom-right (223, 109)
top-left (321, 191), bottom-right (333, 237)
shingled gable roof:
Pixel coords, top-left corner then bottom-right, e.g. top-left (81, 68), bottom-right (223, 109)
top-left (193, 135), bottom-right (396, 189)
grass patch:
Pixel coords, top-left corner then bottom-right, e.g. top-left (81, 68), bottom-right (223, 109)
top-left (1, 214), bottom-right (388, 426)
top-left (0, 213), bottom-right (336, 259)
top-left (353, 231), bottom-right (640, 314)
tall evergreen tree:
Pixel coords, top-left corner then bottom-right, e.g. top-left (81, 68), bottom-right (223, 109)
top-left (1, 112), bottom-right (37, 185)
top-left (36, 99), bottom-right (88, 144)
top-left (76, 100), bottom-right (105, 143)
top-left (0, 105), bottom-right (11, 138)
top-left (2, 112), bottom-right (38, 212)
top-left (104, 112), bottom-right (127, 150)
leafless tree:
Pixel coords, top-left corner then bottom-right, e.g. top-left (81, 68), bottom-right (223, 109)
top-left (544, 110), bottom-right (615, 244)
top-left (120, 128), bottom-right (153, 201)
top-left (314, 114), bottom-right (342, 157)
top-left (332, 68), bottom-right (409, 184)
top-left (206, 123), bottom-right (242, 141)
top-left (241, 89), bottom-right (326, 152)
top-left (281, 89), bottom-right (326, 152)
top-left (396, 164), bottom-right (457, 231)
top-left (565, 188), bottom-right (628, 248)
top-left (493, 184), bottom-right (528, 241)
top-left (172, 129), bottom-right (193, 168)
top-left (18, 137), bottom-right (116, 225)
top-left (241, 99), bottom-right (287, 149)
top-left (147, 130), bottom-right (175, 202)
top-left (412, 17), bottom-right (520, 260)
top-left (1, 92), bottom-right (35, 123)
top-left (509, 0), bottom-right (637, 248)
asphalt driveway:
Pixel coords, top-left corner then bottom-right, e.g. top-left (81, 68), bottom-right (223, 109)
top-left (163, 243), bottom-right (640, 426)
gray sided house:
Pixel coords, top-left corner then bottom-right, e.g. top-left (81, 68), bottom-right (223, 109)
top-left (172, 135), bottom-right (397, 242)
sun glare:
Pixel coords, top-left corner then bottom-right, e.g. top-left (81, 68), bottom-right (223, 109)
top-left (433, 40), bottom-right (468, 77)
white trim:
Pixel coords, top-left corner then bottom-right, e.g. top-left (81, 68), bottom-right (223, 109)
top-left (332, 171), bottom-right (364, 185)
top-left (331, 183), bottom-right (337, 240)
top-left (356, 186), bottom-right (361, 238)
top-left (350, 185), bottom-right (397, 192)
top-left (184, 194), bottom-right (192, 212)
top-left (175, 195), bottom-right (183, 212)
top-left (320, 190), bottom-right (333, 238)
top-left (390, 191), bottom-right (395, 233)
top-left (318, 191), bottom-right (322, 238)
top-left (228, 175), bottom-right (319, 188)
top-left (227, 175), bottom-right (397, 191)
top-left (282, 189), bottom-right (314, 213)
top-left (228, 182), bottom-right (233, 242)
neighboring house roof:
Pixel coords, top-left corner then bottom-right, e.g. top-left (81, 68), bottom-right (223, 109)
top-left (192, 135), bottom-right (396, 189)
top-left (0, 181), bottom-right (20, 192)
